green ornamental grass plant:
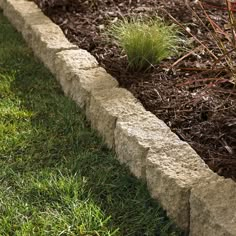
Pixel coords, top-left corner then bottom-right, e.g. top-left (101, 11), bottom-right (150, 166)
top-left (110, 17), bottom-right (182, 71)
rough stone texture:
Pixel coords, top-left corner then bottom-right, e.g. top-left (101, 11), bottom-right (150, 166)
top-left (55, 64), bottom-right (118, 108)
top-left (114, 113), bottom-right (180, 179)
top-left (87, 88), bottom-right (148, 148)
top-left (54, 49), bottom-right (99, 97)
top-left (54, 50), bottom-right (118, 108)
top-left (55, 49), bottom-right (99, 83)
top-left (24, 23), bottom-right (77, 73)
top-left (3, 0), bottom-right (41, 32)
top-left (190, 178), bottom-right (236, 236)
top-left (70, 67), bottom-right (118, 108)
top-left (146, 142), bottom-right (214, 230)
top-left (3, 0), bottom-right (77, 73)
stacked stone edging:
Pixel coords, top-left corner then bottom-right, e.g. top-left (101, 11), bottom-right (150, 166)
top-left (1, 1), bottom-right (236, 235)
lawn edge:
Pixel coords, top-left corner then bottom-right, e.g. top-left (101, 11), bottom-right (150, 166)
top-left (1, 0), bottom-right (236, 234)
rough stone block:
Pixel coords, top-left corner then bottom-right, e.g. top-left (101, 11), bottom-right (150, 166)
top-left (53, 44), bottom-right (118, 111)
top-left (146, 142), bottom-right (213, 230)
top-left (3, 0), bottom-right (40, 32)
top-left (114, 113), bottom-right (179, 179)
top-left (24, 22), bottom-right (77, 73)
top-left (87, 88), bottom-right (147, 148)
top-left (56, 66), bottom-right (118, 109)
top-left (190, 178), bottom-right (236, 236)
top-left (55, 49), bottom-right (99, 83)
top-left (3, 0), bottom-right (77, 73)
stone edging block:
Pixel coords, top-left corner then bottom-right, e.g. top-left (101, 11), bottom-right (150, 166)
top-left (3, 0), bottom-right (40, 32)
top-left (114, 113), bottom-right (179, 179)
top-left (54, 49), bottom-right (118, 108)
top-left (2, 1), bottom-right (236, 235)
top-left (3, 0), bottom-right (77, 73)
top-left (87, 87), bottom-right (147, 148)
top-left (146, 143), bottom-right (213, 230)
top-left (190, 178), bottom-right (236, 236)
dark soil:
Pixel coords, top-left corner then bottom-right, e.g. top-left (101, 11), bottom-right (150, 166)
top-left (34, 0), bottom-right (236, 180)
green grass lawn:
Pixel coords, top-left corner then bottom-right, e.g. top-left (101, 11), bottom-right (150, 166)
top-left (0, 11), bottom-right (182, 236)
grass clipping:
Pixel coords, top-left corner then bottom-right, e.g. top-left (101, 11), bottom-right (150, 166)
top-left (110, 17), bottom-right (181, 71)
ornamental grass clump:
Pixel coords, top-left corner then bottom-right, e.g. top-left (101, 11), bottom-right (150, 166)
top-left (110, 18), bottom-right (181, 71)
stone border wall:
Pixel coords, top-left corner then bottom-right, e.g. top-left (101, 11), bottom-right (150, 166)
top-left (1, 1), bottom-right (235, 235)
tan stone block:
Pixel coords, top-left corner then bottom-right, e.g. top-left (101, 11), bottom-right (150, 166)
top-left (55, 49), bottom-right (99, 83)
top-left (62, 67), bottom-right (118, 109)
top-left (146, 142), bottom-right (213, 230)
top-left (190, 178), bottom-right (236, 236)
top-left (87, 88), bottom-right (147, 148)
top-left (115, 113), bottom-right (179, 179)
top-left (3, 0), bottom-right (40, 31)
top-left (24, 23), bottom-right (77, 73)
top-left (3, 0), bottom-right (77, 73)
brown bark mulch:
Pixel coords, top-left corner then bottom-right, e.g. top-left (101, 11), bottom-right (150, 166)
top-left (34, 0), bottom-right (236, 181)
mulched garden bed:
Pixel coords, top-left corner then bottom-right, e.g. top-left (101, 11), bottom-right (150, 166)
top-left (34, 0), bottom-right (236, 180)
